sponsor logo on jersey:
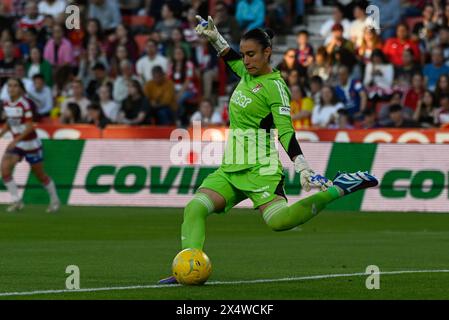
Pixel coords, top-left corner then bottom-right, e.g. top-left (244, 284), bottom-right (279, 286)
top-left (279, 106), bottom-right (291, 115)
top-left (230, 90), bottom-right (252, 108)
top-left (4, 107), bottom-right (23, 117)
top-left (251, 83), bottom-right (263, 93)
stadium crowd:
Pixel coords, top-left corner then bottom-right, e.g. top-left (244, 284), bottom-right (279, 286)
top-left (0, 0), bottom-right (449, 129)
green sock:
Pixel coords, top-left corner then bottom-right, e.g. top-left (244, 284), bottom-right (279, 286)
top-left (181, 193), bottom-right (215, 250)
top-left (263, 186), bottom-right (342, 231)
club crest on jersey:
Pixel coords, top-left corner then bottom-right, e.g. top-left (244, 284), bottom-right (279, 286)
top-left (251, 83), bottom-right (263, 93)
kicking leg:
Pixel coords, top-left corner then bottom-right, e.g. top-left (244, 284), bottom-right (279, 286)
top-left (260, 186), bottom-right (342, 231)
top-left (260, 171), bottom-right (378, 231)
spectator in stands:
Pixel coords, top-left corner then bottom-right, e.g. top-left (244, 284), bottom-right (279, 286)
top-left (286, 69), bottom-right (300, 87)
top-left (154, 3), bottom-right (182, 45)
top-left (360, 108), bottom-right (380, 129)
top-left (87, 102), bottom-right (110, 129)
top-left (166, 27), bottom-right (192, 61)
top-left (423, 47), bottom-right (449, 91)
top-left (350, 2), bottom-right (368, 48)
top-left (414, 90), bottom-right (436, 127)
top-left (168, 47), bottom-right (199, 127)
top-left (371, 0), bottom-right (401, 40)
top-left (383, 23), bottom-right (420, 67)
top-left (86, 62), bottom-right (112, 102)
top-left (437, 3), bottom-right (449, 28)
top-left (404, 73), bottom-right (425, 111)
top-left (377, 90), bottom-right (412, 126)
top-left (329, 47), bottom-right (359, 85)
top-left (334, 65), bottom-right (367, 116)
top-left (113, 59), bottom-right (140, 103)
top-left (26, 47), bottom-right (53, 87)
top-left (412, 4), bottom-right (437, 42)
top-left (182, 7), bottom-right (201, 44)
top-left (311, 85), bottom-right (344, 128)
top-left (27, 73), bottom-right (53, 117)
top-left (190, 99), bottom-right (224, 126)
top-left (394, 48), bottom-right (422, 89)
top-left (363, 49), bottom-right (394, 99)
top-left (296, 30), bottom-right (314, 68)
top-left (290, 84), bottom-right (314, 129)
top-left (60, 102), bottom-right (82, 124)
top-left (18, 28), bottom-right (43, 61)
top-left (214, 1), bottom-right (240, 50)
top-left (88, 0), bottom-right (121, 33)
top-left (326, 23), bottom-right (354, 55)
top-left (0, 62), bottom-right (33, 101)
top-left (235, 0), bottom-right (266, 33)
top-left (38, 0), bottom-right (66, 20)
top-left (356, 27), bottom-right (383, 63)
top-left (98, 83), bottom-right (119, 123)
top-left (19, 1), bottom-right (44, 30)
top-left (117, 79), bottom-right (151, 125)
top-left (437, 26), bottom-right (449, 63)
top-left (143, 66), bottom-right (176, 126)
top-left (136, 39), bottom-right (168, 83)
top-left (434, 74), bottom-right (449, 104)
top-left (43, 24), bottom-right (75, 67)
top-left (37, 14), bottom-right (55, 45)
top-left (307, 47), bottom-right (331, 82)
top-left (82, 18), bottom-right (105, 49)
top-left (328, 108), bottom-right (354, 129)
top-left (434, 94), bottom-right (449, 126)
top-left (385, 104), bottom-right (420, 128)
top-left (309, 75), bottom-right (323, 107)
top-left (106, 23), bottom-right (138, 63)
top-left (77, 41), bottom-right (109, 87)
top-left (61, 79), bottom-right (91, 121)
top-left (108, 44), bottom-right (129, 79)
top-left (277, 48), bottom-right (307, 85)
top-left (266, 0), bottom-right (289, 33)
top-left (0, 40), bottom-right (18, 86)
top-left (320, 3), bottom-right (351, 45)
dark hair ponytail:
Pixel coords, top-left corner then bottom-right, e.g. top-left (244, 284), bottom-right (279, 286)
top-left (241, 28), bottom-right (275, 50)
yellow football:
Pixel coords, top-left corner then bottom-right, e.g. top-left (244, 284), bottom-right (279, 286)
top-left (172, 248), bottom-right (212, 285)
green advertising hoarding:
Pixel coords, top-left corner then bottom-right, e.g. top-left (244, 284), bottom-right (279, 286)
top-left (0, 140), bottom-right (447, 212)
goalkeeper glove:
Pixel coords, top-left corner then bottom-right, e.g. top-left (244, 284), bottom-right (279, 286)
top-left (195, 15), bottom-right (230, 55)
top-left (294, 155), bottom-right (333, 192)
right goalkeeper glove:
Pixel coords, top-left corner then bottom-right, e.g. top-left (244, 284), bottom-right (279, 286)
top-left (195, 15), bottom-right (230, 55)
top-left (294, 155), bottom-right (333, 192)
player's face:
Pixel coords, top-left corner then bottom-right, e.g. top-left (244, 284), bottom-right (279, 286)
top-left (240, 39), bottom-right (271, 76)
top-left (7, 80), bottom-right (21, 100)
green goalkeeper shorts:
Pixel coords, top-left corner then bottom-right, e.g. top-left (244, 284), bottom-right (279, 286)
top-left (197, 166), bottom-right (287, 214)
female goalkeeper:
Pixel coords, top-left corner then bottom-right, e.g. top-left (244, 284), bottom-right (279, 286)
top-left (159, 16), bottom-right (378, 284)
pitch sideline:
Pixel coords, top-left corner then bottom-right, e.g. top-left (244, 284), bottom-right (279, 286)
top-left (0, 269), bottom-right (448, 297)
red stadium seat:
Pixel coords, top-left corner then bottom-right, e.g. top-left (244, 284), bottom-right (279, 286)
top-left (134, 34), bottom-right (150, 55)
top-left (122, 15), bottom-right (155, 29)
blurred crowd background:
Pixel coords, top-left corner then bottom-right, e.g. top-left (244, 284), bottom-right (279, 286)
top-left (1, 0), bottom-right (449, 130)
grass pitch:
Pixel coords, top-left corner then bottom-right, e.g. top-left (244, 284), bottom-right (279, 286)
top-left (0, 205), bottom-right (448, 300)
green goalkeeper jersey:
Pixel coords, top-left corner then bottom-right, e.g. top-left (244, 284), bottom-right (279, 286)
top-left (221, 53), bottom-right (300, 174)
